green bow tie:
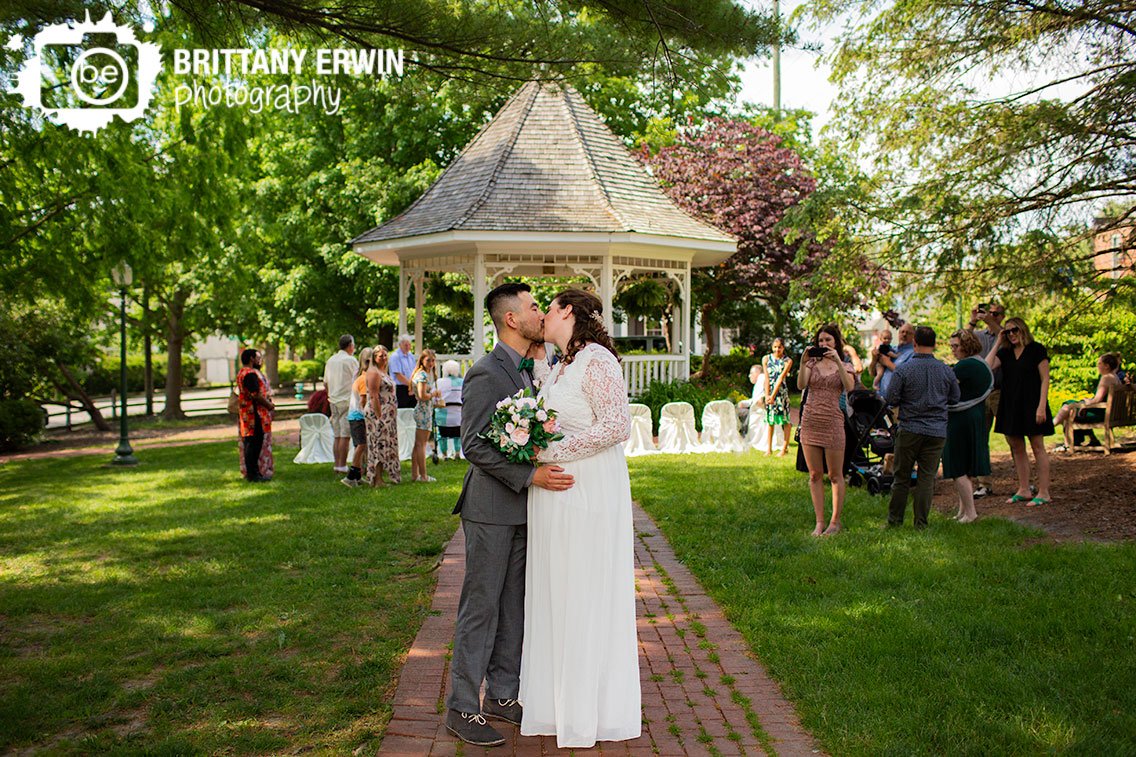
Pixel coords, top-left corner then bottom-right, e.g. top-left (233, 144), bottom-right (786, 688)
top-left (517, 357), bottom-right (535, 372)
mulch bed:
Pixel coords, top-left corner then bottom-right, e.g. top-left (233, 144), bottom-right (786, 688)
top-left (931, 442), bottom-right (1136, 543)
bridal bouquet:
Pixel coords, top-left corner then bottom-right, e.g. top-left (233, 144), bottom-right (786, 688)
top-left (482, 389), bottom-right (563, 463)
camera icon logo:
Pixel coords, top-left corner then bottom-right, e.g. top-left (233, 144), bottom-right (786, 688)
top-left (7, 12), bottom-right (162, 135)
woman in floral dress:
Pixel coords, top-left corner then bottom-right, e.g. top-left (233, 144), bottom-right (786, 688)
top-left (762, 337), bottom-right (794, 456)
top-left (365, 346), bottom-right (401, 486)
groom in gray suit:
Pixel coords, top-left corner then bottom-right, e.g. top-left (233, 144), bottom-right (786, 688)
top-left (445, 282), bottom-right (575, 747)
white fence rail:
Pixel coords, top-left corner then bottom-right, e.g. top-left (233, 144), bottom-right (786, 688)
top-left (622, 355), bottom-right (688, 397)
top-left (437, 353), bottom-right (688, 397)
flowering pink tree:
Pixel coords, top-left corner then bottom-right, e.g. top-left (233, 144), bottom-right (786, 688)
top-left (643, 118), bottom-right (829, 356)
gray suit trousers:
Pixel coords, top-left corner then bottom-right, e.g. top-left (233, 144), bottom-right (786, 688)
top-left (446, 518), bottom-right (527, 713)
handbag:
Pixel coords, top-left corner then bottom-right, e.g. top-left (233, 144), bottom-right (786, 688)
top-left (227, 389), bottom-right (240, 415)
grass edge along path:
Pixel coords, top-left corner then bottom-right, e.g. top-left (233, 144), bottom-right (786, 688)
top-left (627, 451), bottom-right (1136, 756)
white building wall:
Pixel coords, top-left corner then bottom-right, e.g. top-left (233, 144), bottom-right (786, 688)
top-left (195, 334), bottom-right (239, 386)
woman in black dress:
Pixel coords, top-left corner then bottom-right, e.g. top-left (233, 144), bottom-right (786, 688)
top-left (985, 317), bottom-right (1053, 506)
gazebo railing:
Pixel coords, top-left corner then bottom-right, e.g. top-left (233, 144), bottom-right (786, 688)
top-left (621, 354), bottom-right (687, 397)
top-left (436, 352), bottom-right (688, 398)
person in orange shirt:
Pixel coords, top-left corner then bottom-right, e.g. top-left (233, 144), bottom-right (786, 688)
top-left (342, 347), bottom-right (373, 486)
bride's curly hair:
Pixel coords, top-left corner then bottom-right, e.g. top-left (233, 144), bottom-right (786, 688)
top-left (553, 288), bottom-right (621, 366)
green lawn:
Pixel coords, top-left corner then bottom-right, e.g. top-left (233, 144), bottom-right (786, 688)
top-left (629, 451), bottom-right (1136, 755)
top-left (2, 444), bottom-right (1133, 755)
top-left (0, 443), bottom-right (460, 754)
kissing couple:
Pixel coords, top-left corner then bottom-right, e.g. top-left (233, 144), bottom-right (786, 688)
top-left (445, 283), bottom-right (641, 749)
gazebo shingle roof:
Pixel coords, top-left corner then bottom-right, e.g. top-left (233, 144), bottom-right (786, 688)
top-left (351, 81), bottom-right (735, 245)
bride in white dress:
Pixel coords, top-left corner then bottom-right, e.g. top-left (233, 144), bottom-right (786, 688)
top-left (520, 289), bottom-right (641, 749)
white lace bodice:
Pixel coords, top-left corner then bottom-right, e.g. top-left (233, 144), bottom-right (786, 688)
top-left (537, 343), bottom-right (631, 463)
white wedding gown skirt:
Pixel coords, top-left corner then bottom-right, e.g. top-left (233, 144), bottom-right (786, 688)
top-left (521, 445), bottom-right (641, 748)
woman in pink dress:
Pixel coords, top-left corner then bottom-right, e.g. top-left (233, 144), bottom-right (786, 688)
top-left (797, 324), bottom-right (856, 536)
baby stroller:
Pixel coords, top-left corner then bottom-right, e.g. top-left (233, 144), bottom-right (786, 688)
top-left (844, 389), bottom-right (897, 495)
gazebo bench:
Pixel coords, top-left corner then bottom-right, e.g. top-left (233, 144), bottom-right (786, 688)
top-left (1062, 383), bottom-right (1136, 455)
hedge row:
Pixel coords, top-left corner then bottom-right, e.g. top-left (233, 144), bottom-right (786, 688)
top-left (81, 355), bottom-right (200, 395)
top-left (276, 360), bottom-right (325, 384)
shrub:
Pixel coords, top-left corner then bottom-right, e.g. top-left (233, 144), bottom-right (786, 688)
top-left (0, 398), bottom-right (43, 451)
top-left (277, 360), bottom-right (324, 384)
top-left (690, 352), bottom-right (761, 381)
top-left (632, 377), bottom-right (748, 433)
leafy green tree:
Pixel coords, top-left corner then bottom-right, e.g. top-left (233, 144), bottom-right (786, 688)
top-left (807, 0), bottom-right (1136, 299)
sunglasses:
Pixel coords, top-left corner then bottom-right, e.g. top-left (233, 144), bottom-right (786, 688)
top-left (1005, 327), bottom-right (1020, 335)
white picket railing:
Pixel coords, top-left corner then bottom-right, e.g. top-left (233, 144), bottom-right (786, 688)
top-left (621, 354), bottom-right (688, 397)
top-left (436, 352), bottom-right (689, 397)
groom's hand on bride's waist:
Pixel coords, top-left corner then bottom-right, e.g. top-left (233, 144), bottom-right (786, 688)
top-left (532, 464), bottom-right (574, 491)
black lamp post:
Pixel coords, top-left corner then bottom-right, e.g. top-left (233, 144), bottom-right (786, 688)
top-left (111, 261), bottom-right (138, 466)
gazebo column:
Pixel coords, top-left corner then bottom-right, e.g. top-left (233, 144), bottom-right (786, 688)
top-left (472, 253), bottom-right (487, 359)
top-left (600, 251), bottom-right (614, 333)
top-left (397, 268), bottom-right (408, 340)
top-left (681, 261), bottom-right (692, 380)
top-left (414, 275), bottom-right (425, 354)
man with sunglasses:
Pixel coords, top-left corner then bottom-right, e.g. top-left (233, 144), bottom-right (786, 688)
top-left (968, 303), bottom-right (1005, 497)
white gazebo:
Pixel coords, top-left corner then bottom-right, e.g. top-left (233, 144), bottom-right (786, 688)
top-left (351, 80), bottom-right (736, 394)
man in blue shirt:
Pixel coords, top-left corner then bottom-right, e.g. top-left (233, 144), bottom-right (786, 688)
top-left (884, 326), bottom-right (960, 528)
top-left (390, 334), bottom-right (417, 409)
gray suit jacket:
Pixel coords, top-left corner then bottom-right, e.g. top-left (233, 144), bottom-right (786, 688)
top-left (452, 344), bottom-right (534, 525)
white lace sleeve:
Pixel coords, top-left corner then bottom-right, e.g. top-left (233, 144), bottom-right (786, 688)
top-left (539, 349), bottom-right (631, 463)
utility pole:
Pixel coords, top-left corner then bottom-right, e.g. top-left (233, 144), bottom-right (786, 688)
top-left (772, 0), bottom-right (781, 113)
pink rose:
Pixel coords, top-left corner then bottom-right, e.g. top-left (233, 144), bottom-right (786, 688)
top-left (509, 427), bottom-right (531, 446)
top-left (543, 419), bottom-right (558, 434)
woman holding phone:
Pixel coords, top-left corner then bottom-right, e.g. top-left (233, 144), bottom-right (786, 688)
top-left (797, 324), bottom-right (856, 535)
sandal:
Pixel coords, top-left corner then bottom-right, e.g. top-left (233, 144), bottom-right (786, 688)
top-left (1006, 494), bottom-right (1031, 504)
top-left (1027, 497), bottom-right (1049, 507)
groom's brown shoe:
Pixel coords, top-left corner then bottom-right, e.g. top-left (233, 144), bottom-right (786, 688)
top-left (483, 698), bottom-right (523, 726)
top-left (445, 709), bottom-right (505, 747)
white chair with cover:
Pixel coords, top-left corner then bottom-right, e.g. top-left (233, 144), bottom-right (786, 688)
top-left (657, 401), bottom-right (699, 454)
top-left (624, 403), bottom-right (657, 456)
top-left (745, 404), bottom-right (785, 452)
top-left (397, 408), bottom-right (416, 461)
top-left (293, 413), bottom-right (335, 464)
top-left (700, 399), bottom-right (746, 453)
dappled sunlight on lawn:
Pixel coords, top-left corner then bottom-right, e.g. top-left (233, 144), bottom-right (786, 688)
top-left (0, 440), bottom-right (464, 753)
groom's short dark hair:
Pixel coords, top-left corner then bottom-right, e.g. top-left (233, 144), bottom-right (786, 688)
top-left (486, 282), bottom-right (532, 330)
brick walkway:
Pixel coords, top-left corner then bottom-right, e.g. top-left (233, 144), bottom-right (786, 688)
top-left (380, 505), bottom-right (823, 756)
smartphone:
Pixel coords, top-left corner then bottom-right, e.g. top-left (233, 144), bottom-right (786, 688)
top-left (977, 302), bottom-right (988, 312)
top-left (807, 346), bottom-right (827, 358)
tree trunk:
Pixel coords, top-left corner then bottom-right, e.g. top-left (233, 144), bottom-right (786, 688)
top-left (56, 362), bottom-right (111, 431)
top-left (695, 301), bottom-right (720, 379)
top-left (263, 342), bottom-right (279, 386)
top-left (162, 293), bottom-right (188, 420)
